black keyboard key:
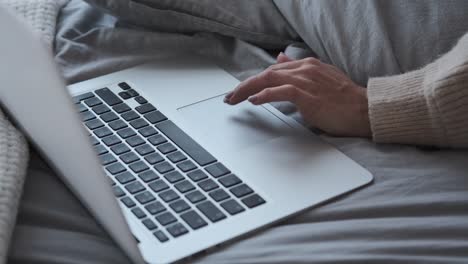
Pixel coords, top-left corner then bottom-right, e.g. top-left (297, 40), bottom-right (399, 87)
top-left (129, 161), bottom-right (149, 173)
top-left (130, 118), bottom-right (148, 129)
top-left (118, 82), bottom-right (131, 90)
top-left (119, 91), bottom-right (131, 100)
top-left (142, 218), bottom-right (157, 230)
top-left (167, 151), bottom-right (187, 163)
top-left (106, 162), bottom-right (126, 175)
top-left (84, 97), bottom-right (102, 107)
top-left (156, 212), bottom-right (177, 226)
top-left (85, 119), bottom-right (104, 130)
top-left (125, 181), bottom-right (145, 194)
top-left (127, 89), bottom-right (139, 97)
top-left (73, 92), bottom-right (94, 103)
top-left (95, 88), bottom-right (123, 106)
top-left (135, 103), bottom-right (155, 114)
top-left (198, 179), bottom-right (218, 192)
top-left (100, 112), bottom-right (119, 123)
top-left (149, 180), bottom-right (169, 193)
top-left (242, 194), bottom-right (265, 208)
top-left (102, 135), bottom-right (121, 146)
top-left (153, 230), bottom-right (169, 243)
top-left (121, 110), bottom-right (139, 121)
top-left (219, 174), bottom-right (242, 188)
top-left (148, 134), bottom-right (167, 146)
top-left (159, 189), bottom-right (179, 202)
top-left (205, 162), bottom-right (230, 178)
top-left (111, 143), bottom-right (130, 155)
top-left (197, 201), bottom-right (226, 223)
top-left (126, 135), bottom-right (145, 147)
top-left (77, 103), bottom-right (87, 112)
top-left (181, 210), bottom-right (207, 230)
top-left (94, 144), bottom-right (108, 155)
top-left (230, 184), bottom-right (253, 198)
top-left (154, 162), bottom-right (174, 174)
top-left (131, 207), bottom-right (146, 219)
top-left (92, 104), bottom-right (110, 115)
top-left (138, 170), bottom-right (159, 183)
top-left (209, 189), bottom-right (230, 202)
top-left (164, 171), bottom-right (184, 183)
top-left (169, 199), bottom-right (190, 213)
top-left (80, 110), bottom-right (95, 122)
top-left (99, 153), bottom-right (116, 165)
top-left (112, 186), bottom-right (125, 197)
top-left (121, 196), bottom-right (136, 208)
top-left (156, 121), bottom-right (216, 166)
top-left (144, 152), bottom-right (164, 164)
top-left (139, 126), bottom-right (158, 137)
top-left (94, 127), bottom-right (113, 138)
top-left (109, 119), bottom-right (127, 130)
top-left (135, 191), bottom-right (156, 204)
top-left (174, 180), bottom-right (195, 193)
top-left (186, 190), bottom-right (206, 204)
top-left (145, 201), bottom-right (166, 215)
top-left (220, 199), bottom-right (245, 215)
top-left (117, 127), bottom-right (136, 139)
top-left (135, 96), bottom-right (147, 104)
top-left (167, 223), bottom-right (188, 238)
top-left (187, 170), bottom-right (208, 182)
top-left (113, 103), bottom-right (130, 113)
top-left (120, 151), bottom-right (139, 164)
top-left (115, 171), bottom-right (135, 184)
top-left (144, 111), bottom-right (167, 124)
top-left (135, 144), bottom-right (154, 156)
top-left (177, 160), bottom-right (197, 172)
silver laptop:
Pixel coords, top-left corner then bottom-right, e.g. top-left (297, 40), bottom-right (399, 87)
top-left (0, 8), bottom-right (373, 264)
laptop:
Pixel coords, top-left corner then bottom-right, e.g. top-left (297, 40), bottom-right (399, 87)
top-left (0, 8), bottom-right (373, 264)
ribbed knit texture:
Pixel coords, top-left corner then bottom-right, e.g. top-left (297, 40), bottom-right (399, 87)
top-left (0, 1), bottom-right (67, 263)
top-left (368, 33), bottom-right (468, 148)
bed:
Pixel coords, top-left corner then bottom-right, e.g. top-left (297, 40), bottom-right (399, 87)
top-left (8, 1), bottom-right (468, 263)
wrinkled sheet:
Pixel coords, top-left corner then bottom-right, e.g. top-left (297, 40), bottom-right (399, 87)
top-left (9, 1), bottom-right (468, 263)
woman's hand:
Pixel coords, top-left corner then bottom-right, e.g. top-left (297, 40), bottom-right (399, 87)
top-left (224, 53), bottom-right (372, 137)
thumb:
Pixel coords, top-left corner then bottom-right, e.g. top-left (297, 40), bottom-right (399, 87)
top-left (277, 52), bottom-right (293, 63)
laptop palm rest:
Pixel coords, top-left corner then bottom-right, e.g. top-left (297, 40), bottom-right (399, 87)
top-left (177, 95), bottom-right (293, 153)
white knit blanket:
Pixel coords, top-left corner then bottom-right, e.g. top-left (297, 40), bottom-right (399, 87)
top-left (0, 0), bottom-right (67, 262)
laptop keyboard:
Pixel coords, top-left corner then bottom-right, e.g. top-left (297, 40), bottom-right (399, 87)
top-left (73, 82), bottom-right (266, 243)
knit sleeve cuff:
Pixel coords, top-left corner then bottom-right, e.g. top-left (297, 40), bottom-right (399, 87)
top-left (367, 63), bottom-right (446, 146)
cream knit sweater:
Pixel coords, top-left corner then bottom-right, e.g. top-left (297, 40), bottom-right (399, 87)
top-left (368, 33), bottom-right (468, 148)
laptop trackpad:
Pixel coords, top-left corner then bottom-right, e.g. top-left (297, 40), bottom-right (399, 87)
top-left (177, 95), bottom-right (293, 152)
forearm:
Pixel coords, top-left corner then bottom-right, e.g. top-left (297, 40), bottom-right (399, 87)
top-left (367, 34), bottom-right (468, 148)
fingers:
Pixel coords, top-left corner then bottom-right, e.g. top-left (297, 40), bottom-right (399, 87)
top-left (226, 69), bottom-right (303, 105)
top-left (247, 84), bottom-right (309, 105)
top-left (224, 56), bottom-right (323, 105)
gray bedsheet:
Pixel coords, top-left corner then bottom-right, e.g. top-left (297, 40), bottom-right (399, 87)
top-left (9, 1), bottom-right (468, 263)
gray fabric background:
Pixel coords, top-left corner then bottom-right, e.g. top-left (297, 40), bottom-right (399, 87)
top-left (9, 0), bottom-right (468, 263)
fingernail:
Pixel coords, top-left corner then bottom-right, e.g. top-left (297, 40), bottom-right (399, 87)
top-left (224, 91), bottom-right (234, 104)
top-left (248, 95), bottom-right (258, 104)
top-left (224, 91), bottom-right (233, 99)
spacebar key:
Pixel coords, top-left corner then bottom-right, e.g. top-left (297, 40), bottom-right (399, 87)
top-left (156, 121), bottom-right (216, 166)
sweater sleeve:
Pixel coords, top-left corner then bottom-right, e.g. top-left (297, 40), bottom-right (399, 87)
top-left (367, 33), bottom-right (468, 148)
